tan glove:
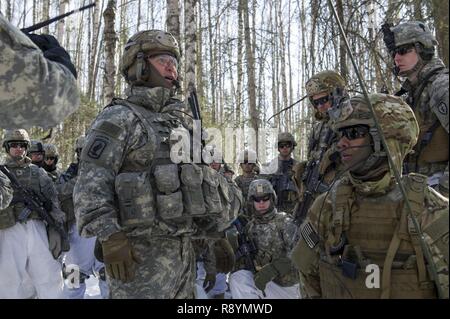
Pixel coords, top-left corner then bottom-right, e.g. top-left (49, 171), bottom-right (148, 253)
top-left (102, 232), bottom-right (142, 283)
top-left (213, 238), bottom-right (235, 273)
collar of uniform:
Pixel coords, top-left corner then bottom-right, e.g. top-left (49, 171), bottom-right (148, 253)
top-left (126, 86), bottom-right (173, 112)
top-left (401, 57), bottom-right (446, 91)
top-left (4, 155), bottom-right (31, 168)
top-left (253, 207), bottom-right (277, 223)
top-left (348, 169), bottom-right (394, 196)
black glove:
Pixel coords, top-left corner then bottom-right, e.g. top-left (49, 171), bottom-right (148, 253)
top-left (26, 33), bottom-right (77, 78)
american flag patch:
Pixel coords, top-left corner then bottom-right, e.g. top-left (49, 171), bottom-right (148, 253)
top-left (300, 222), bottom-right (320, 249)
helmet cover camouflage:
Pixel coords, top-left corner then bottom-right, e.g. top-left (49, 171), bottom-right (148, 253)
top-left (2, 129), bottom-right (31, 148)
top-left (120, 30), bottom-right (180, 82)
top-left (333, 93), bottom-right (419, 165)
top-left (44, 144), bottom-right (58, 157)
top-left (247, 179), bottom-right (277, 202)
top-left (390, 21), bottom-right (438, 49)
top-left (305, 70), bottom-right (346, 98)
top-left (278, 132), bottom-right (297, 147)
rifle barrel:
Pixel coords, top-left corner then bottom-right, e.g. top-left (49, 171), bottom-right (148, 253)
top-left (21, 2), bottom-right (96, 33)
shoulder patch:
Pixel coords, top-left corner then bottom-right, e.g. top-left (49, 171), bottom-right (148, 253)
top-left (300, 222), bottom-right (320, 249)
top-left (437, 102), bottom-right (448, 115)
top-left (87, 137), bottom-right (109, 159)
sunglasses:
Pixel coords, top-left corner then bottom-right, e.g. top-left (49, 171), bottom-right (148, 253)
top-left (253, 195), bottom-right (271, 203)
top-left (338, 125), bottom-right (370, 140)
top-left (391, 45), bottom-right (415, 57)
top-left (8, 142), bottom-right (28, 149)
top-left (45, 157), bottom-right (56, 161)
top-left (278, 143), bottom-right (292, 149)
top-left (148, 54), bottom-right (178, 69)
top-left (312, 95), bottom-right (330, 107)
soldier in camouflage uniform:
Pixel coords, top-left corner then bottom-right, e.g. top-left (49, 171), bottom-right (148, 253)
top-left (383, 21), bottom-right (449, 197)
top-left (74, 30), bottom-right (235, 299)
top-left (262, 133), bottom-right (299, 215)
top-left (0, 14), bottom-right (79, 129)
top-left (229, 179), bottom-right (300, 299)
top-left (43, 144), bottom-right (61, 183)
top-left (27, 140), bottom-right (45, 168)
top-left (292, 71), bottom-right (347, 224)
top-left (291, 93), bottom-right (449, 299)
top-left (235, 149), bottom-right (260, 219)
top-left (58, 136), bottom-right (109, 299)
top-left (0, 129), bottom-right (66, 298)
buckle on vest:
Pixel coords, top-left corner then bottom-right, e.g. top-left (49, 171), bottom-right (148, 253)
top-left (407, 216), bottom-right (419, 235)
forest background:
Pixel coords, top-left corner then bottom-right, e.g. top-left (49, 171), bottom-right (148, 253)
top-left (0, 0), bottom-right (448, 170)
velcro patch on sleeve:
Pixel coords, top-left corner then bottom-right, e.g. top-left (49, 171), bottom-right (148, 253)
top-left (300, 222), bottom-right (320, 249)
top-left (95, 120), bottom-right (123, 139)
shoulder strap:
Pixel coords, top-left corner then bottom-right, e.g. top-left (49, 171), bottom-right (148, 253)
top-left (403, 173), bottom-right (428, 285)
top-left (331, 180), bottom-right (353, 243)
top-left (412, 67), bottom-right (446, 110)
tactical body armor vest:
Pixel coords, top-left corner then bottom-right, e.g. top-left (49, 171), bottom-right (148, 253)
top-left (273, 159), bottom-right (298, 214)
top-left (318, 173), bottom-right (438, 299)
top-left (0, 164), bottom-right (43, 229)
top-left (403, 66), bottom-right (449, 176)
top-left (106, 98), bottom-right (233, 236)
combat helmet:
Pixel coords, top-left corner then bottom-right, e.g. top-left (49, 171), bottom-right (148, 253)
top-left (278, 132), bottom-right (297, 148)
top-left (305, 70), bottom-right (347, 120)
top-left (332, 93), bottom-right (419, 173)
top-left (383, 21), bottom-right (437, 70)
top-left (28, 140), bottom-right (45, 154)
top-left (248, 179), bottom-right (277, 202)
top-left (120, 30), bottom-right (180, 88)
top-left (2, 129), bottom-right (31, 151)
top-left (44, 144), bottom-right (59, 164)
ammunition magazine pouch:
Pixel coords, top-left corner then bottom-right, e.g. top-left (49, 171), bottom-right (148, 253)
top-left (115, 171), bottom-right (156, 227)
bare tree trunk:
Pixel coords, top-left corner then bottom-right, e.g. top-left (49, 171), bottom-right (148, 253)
top-left (196, 0), bottom-right (204, 100)
top-left (413, 0), bottom-right (423, 21)
top-left (56, 0), bottom-right (69, 43)
top-left (33, 0), bottom-right (38, 24)
top-left (103, 0), bottom-right (117, 104)
top-left (89, 0), bottom-right (102, 100)
top-left (166, 0), bottom-right (181, 44)
top-left (42, 0), bottom-right (50, 33)
top-left (431, 0), bottom-right (449, 66)
top-left (242, 0), bottom-right (258, 147)
top-left (137, 0), bottom-right (142, 31)
top-left (236, 0), bottom-right (244, 126)
top-left (207, 0), bottom-right (216, 124)
top-left (278, 0), bottom-right (288, 128)
top-left (184, 0), bottom-right (197, 95)
top-left (6, 0), bottom-right (12, 21)
top-left (271, 1), bottom-right (279, 128)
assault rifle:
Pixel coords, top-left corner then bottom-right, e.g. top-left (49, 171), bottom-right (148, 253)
top-left (293, 127), bottom-right (335, 227)
top-left (233, 216), bottom-right (257, 273)
top-left (0, 165), bottom-right (69, 249)
top-left (21, 3), bottom-right (96, 33)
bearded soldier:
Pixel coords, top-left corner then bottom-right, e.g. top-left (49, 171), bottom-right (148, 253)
top-left (0, 129), bottom-right (67, 298)
top-left (74, 30), bottom-right (235, 299)
top-left (229, 179), bottom-right (300, 299)
top-left (291, 94), bottom-right (449, 299)
top-left (0, 14), bottom-right (79, 129)
top-left (383, 21), bottom-right (449, 197)
top-left (292, 70), bottom-right (347, 224)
